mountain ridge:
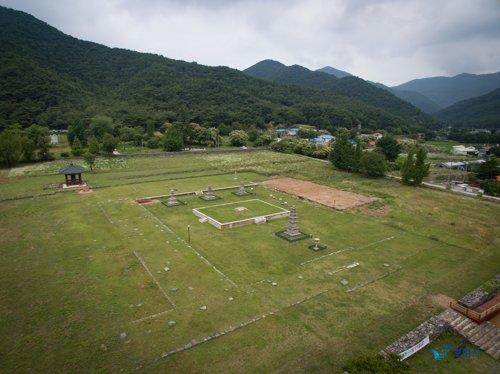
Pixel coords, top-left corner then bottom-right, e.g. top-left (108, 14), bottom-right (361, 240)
top-left (436, 88), bottom-right (500, 129)
top-left (244, 60), bottom-right (432, 123)
top-left (394, 71), bottom-right (500, 108)
top-left (0, 6), bottom-right (435, 133)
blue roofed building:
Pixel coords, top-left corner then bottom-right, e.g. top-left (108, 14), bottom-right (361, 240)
top-left (276, 127), bottom-right (299, 137)
top-left (310, 134), bottom-right (335, 144)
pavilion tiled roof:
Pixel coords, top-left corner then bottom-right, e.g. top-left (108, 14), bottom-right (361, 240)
top-left (59, 163), bottom-right (86, 175)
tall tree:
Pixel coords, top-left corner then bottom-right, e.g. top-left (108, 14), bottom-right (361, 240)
top-left (360, 151), bottom-right (387, 177)
top-left (162, 127), bottom-right (184, 151)
top-left (101, 133), bottom-right (118, 154)
top-left (401, 146), bottom-right (429, 185)
top-left (413, 146), bottom-right (430, 185)
top-left (476, 158), bottom-right (498, 180)
top-left (83, 151), bottom-right (96, 171)
top-left (88, 137), bottom-right (100, 155)
top-left (0, 128), bottom-right (24, 167)
top-left (89, 115), bottom-right (114, 139)
top-left (229, 130), bottom-right (249, 146)
top-left (329, 128), bottom-right (357, 171)
top-left (71, 138), bottom-right (84, 156)
top-left (376, 135), bottom-right (402, 162)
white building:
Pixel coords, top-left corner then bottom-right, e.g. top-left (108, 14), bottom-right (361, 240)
top-left (50, 134), bottom-right (59, 145)
top-left (452, 145), bottom-right (477, 156)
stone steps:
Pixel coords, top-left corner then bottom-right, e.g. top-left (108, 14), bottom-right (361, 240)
top-left (438, 309), bottom-right (499, 360)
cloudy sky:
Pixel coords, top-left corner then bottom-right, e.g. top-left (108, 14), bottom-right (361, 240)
top-left (1, 0), bottom-right (500, 85)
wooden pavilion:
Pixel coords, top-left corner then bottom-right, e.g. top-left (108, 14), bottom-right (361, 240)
top-left (59, 162), bottom-right (86, 186)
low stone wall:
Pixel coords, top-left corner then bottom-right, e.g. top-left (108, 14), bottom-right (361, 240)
top-left (136, 183), bottom-right (259, 202)
top-left (193, 209), bottom-right (289, 230)
top-left (458, 287), bottom-right (491, 309)
top-left (192, 209), bottom-right (222, 229)
top-left (381, 315), bottom-right (448, 359)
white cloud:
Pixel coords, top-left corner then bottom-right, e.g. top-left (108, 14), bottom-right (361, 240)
top-left (1, 0), bottom-right (499, 85)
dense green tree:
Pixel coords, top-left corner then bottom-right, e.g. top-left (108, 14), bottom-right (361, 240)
top-left (101, 133), bottom-right (118, 154)
top-left (26, 125), bottom-right (51, 160)
top-left (22, 138), bottom-right (36, 162)
top-left (255, 132), bottom-right (275, 146)
top-left (354, 141), bottom-right (363, 172)
top-left (88, 137), bottom-right (100, 155)
top-left (229, 130), bottom-right (249, 146)
top-left (401, 146), bottom-right (430, 185)
top-left (481, 180), bottom-right (500, 196)
top-left (162, 127), bottom-right (184, 151)
top-left (413, 146), bottom-right (430, 184)
top-left (68, 120), bottom-right (87, 145)
top-left (360, 151), bottom-right (387, 177)
top-left (376, 135), bottom-right (402, 162)
top-left (145, 137), bottom-right (159, 149)
top-left (0, 128), bottom-right (24, 166)
top-left (490, 146), bottom-right (500, 157)
top-left (89, 115), bottom-right (114, 139)
top-left (71, 138), bottom-right (84, 156)
top-left (401, 148), bottom-right (416, 185)
top-left (329, 128), bottom-right (358, 171)
top-left (476, 158), bottom-right (498, 180)
top-left (145, 119), bottom-right (155, 137)
top-left (83, 151), bottom-right (96, 171)
top-left (297, 127), bottom-right (317, 139)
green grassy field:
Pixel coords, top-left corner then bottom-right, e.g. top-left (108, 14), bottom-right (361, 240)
top-left (195, 198), bottom-right (287, 223)
top-left (0, 151), bottom-right (499, 372)
top-left (408, 332), bottom-right (497, 373)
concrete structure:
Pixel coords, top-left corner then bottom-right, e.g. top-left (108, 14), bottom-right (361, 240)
top-left (50, 134), bottom-right (59, 145)
top-left (310, 134), bottom-right (335, 144)
top-left (453, 145), bottom-right (478, 156)
top-left (167, 189), bottom-right (181, 206)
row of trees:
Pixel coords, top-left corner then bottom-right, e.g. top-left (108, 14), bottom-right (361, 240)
top-left (0, 125), bottom-right (52, 167)
top-left (327, 129), bottom-right (430, 183)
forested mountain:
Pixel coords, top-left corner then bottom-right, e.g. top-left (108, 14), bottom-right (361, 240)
top-left (316, 66), bottom-right (352, 78)
top-left (436, 88), bottom-right (500, 129)
top-left (244, 60), bottom-right (433, 124)
top-left (394, 72), bottom-right (500, 108)
top-left (370, 82), bottom-right (442, 114)
top-left (313, 65), bottom-right (441, 114)
top-left (0, 6), bottom-right (437, 134)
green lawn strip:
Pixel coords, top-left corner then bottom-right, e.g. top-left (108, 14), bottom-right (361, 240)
top-left (408, 332), bottom-right (496, 373)
top-left (196, 199), bottom-right (287, 223)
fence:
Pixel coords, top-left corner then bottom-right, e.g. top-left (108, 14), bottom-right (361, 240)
top-left (450, 300), bottom-right (500, 322)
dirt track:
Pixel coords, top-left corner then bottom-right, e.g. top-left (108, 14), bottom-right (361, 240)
top-left (261, 177), bottom-right (375, 210)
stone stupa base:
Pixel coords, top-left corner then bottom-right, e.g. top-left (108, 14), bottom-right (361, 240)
top-left (308, 243), bottom-right (328, 251)
top-left (275, 229), bottom-right (311, 242)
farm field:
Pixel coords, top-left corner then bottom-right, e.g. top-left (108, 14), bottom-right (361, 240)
top-left (0, 150), bottom-right (499, 372)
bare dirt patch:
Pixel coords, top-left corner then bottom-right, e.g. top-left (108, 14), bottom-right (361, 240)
top-left (135, 198), bottom-right (160, 205)
top-left (261, 177), bottom-right (375, 210)
top-left (430, 294), bottom-right (455, 308)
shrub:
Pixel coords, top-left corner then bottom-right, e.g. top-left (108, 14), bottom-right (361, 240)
top-left (163, 127), bottom-right (184, 151)
top-left (482, 180), bottom-right (500, 196)
top-left (229, 130), bottom-right (249, 146)
top-left (377, 135), bottom-right (402, 162)
top-left (360, 151), bottom-right (387, 177)
top-left (71, 138), bottom-right (84, 156)
top-left (60, 152), bottom-right (70, 158)
top-left (146, 137), bottom-right (160, 149)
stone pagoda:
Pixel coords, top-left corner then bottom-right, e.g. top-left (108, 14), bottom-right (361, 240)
top-left (202, 185), bottom-right (217, 200)
top-left (276, 206), bottom-right (309, 241)
top-left (235, 182), bottom-right (248, 196)
top-left (167, 189), bottom-right (180, 206)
